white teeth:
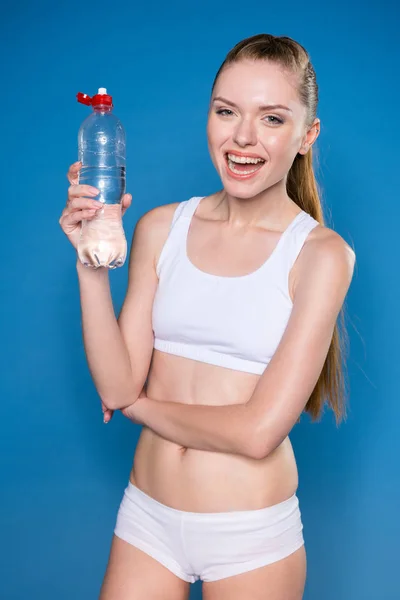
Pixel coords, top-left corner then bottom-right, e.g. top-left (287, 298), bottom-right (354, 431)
top-left (227, 153), bottom-right (265, 164)
top-left (227, 159), bottom-right (264, 175)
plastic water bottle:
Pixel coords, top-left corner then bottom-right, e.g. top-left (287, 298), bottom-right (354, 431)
top-left (76, 87), bottom-right (127, 269)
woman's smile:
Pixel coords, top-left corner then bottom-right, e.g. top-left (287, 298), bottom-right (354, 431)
top-left (224, 152), bottom-right (267, 180)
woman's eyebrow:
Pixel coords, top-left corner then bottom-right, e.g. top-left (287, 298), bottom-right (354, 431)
top-left (212, 96), bottom-right (293, 113)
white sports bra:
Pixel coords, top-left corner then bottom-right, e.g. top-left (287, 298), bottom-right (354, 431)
top-left (152, 196), bottom-right (319, 375)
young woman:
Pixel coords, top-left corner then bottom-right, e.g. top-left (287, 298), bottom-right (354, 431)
top-left (60, 33), bottom-right (355, 600)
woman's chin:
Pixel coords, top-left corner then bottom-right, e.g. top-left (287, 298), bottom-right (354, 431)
top-left (220, 177), bottom-right (266, 198)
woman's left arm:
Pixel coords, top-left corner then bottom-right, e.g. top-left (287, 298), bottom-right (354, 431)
top-left (123, 234), bottom-right (356, 460)
top-left (124, 396), bottom-right (253, 456)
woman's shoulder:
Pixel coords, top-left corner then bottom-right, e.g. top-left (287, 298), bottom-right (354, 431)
top-left (136, 198), bottom-right (191, 233)
top-left (306, 218), bottom-right (355, 261)
top-left (141, 194), bottom-right (214, 229)
top-left (133, 197), bottom-right (197, 267)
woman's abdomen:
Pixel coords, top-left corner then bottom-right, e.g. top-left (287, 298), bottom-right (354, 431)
top-left (130, 426), bottom-right (299, 512)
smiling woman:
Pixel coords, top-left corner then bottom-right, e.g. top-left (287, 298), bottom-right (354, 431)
top-left (64, 32), bottom-right (355, 600)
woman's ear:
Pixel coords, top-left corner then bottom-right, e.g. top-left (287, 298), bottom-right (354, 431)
top-left (299, 118), bottom-right (320, 154)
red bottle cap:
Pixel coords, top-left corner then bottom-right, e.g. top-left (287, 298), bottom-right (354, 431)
top-left (77, 88), bottom-right (113, 108)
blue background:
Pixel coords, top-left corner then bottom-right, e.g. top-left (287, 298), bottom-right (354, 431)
top-left (1, 1), bottom-right (398, 598)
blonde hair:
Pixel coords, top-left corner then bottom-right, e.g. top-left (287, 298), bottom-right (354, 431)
top-left (211, 34), bottom-right (350, 425)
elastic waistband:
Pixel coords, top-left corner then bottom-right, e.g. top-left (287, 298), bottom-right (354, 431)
top-left (153, 338), bottom-right (267, 375)
top-left (123, 481), bottom-right (299, 523)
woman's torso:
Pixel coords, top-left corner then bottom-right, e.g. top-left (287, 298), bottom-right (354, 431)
top-left (128, 193), bottom-right (322, 512)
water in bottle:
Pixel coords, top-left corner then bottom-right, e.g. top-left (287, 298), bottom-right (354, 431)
top-left (76, 87), bottom-right (127, 269)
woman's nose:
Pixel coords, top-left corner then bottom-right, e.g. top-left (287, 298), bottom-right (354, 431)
top-left (232, 118), bottom-right (258, 147)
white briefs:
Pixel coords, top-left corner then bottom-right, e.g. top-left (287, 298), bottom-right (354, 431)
top-left (114, 480), bottom-right (305, 583)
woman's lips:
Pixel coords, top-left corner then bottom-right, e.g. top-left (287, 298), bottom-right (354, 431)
top-left (224, 153), bottom-right (266, 180)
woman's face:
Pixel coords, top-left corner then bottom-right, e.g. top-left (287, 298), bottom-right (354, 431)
top-left (207, 59), bottom-right (315, 199)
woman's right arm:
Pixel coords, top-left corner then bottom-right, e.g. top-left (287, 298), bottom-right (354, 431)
top-left (60, 161), bottom-right (161, 413)
top-left (75, 209), bottom-right (159, 411)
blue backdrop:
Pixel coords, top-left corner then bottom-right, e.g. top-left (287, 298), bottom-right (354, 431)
top-left (1, 1), bottom-right (398, 598)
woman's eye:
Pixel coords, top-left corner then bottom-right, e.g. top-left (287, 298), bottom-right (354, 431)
top-left (265, 116), bottom-right (284, 125)
top-left (215, 109), bottom-right (233, 116)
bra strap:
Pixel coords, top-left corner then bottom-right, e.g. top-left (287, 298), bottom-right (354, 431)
top-left (284, 214), bottom-right (320, 272)
top-left (181, 196), bottom-right (204, 220)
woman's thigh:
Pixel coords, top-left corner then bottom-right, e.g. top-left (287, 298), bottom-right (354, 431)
top-left (99, 535), bottom-right (191, 600)
top-left (202, 545), bottom-right (307, 600)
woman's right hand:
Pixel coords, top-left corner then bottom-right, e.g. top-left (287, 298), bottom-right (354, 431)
top-left (59, 161), bottom-right (132, 250)
top-left (59, 161), bottom-right (103, 250)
